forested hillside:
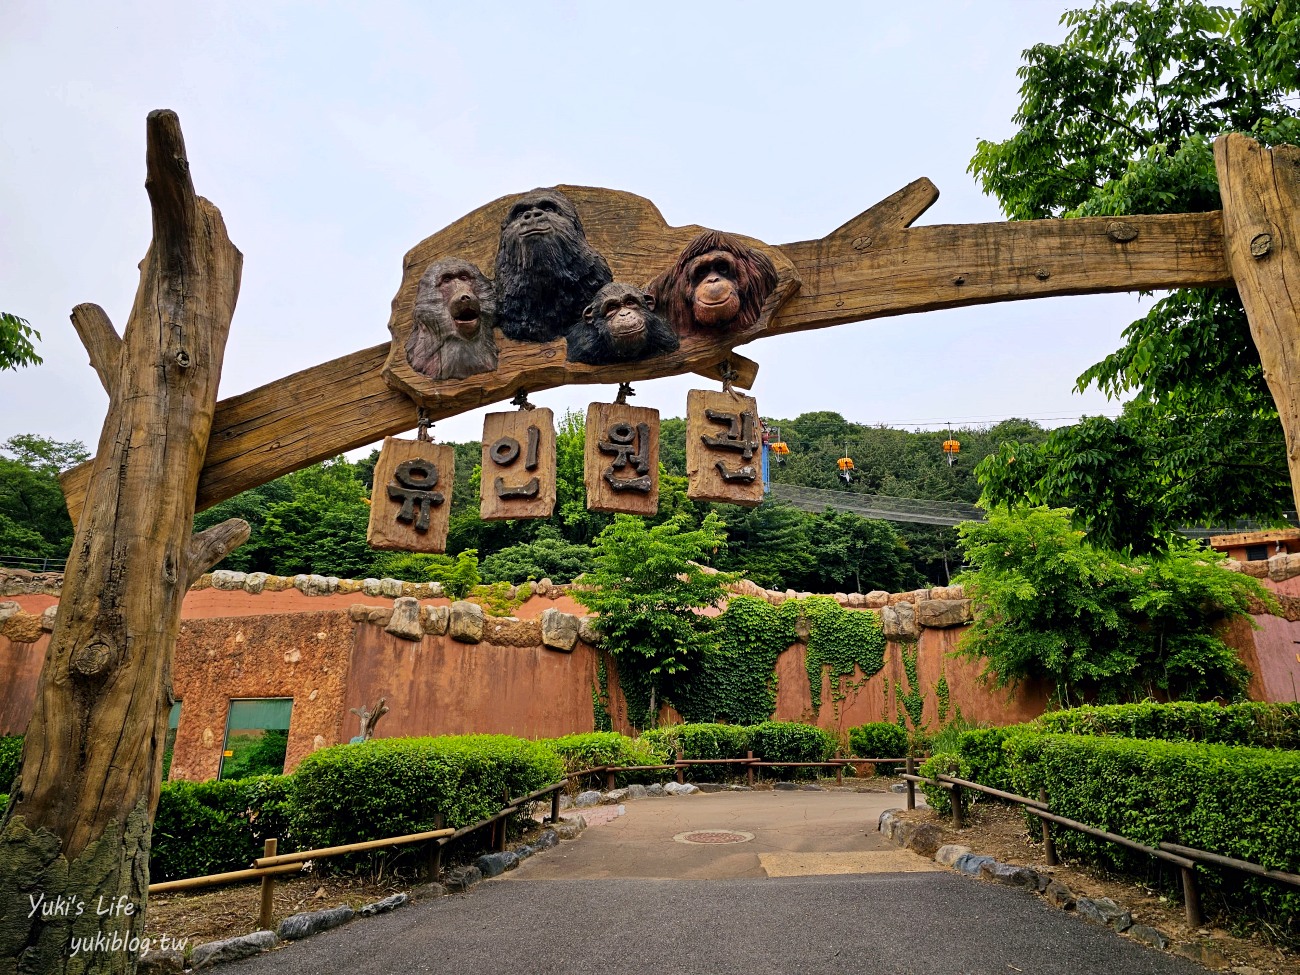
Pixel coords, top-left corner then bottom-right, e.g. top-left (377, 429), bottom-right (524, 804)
top-left (0, 416), bottom-right (1050, 590)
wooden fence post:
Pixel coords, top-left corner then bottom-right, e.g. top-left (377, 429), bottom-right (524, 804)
top-left (746, 751), bottom-right (755, 788)
top-left (905, 755), bottom-right (915, 811)
top-left (951, 783), bottom-right (964, 828)
top-left (1181, 866), bottom-right (1203, 928)
top-left (550, 789), bottom-right (561, 824)
top-left (1039, 788), bottom-right (1058, 866)
top-left (676, 760), bottom-right (685, 785)
top-left (258, 839), bottom-right (277, 931)
top-left (606, 769), bottom-right (616, 791)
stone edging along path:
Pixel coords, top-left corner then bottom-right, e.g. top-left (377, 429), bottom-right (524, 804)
top-left (876, 809), bottom-right (1252, 973)
top-left (138, 817), bottom-right (588, 973)
top-left (142, 781), bottom-right (742, 972)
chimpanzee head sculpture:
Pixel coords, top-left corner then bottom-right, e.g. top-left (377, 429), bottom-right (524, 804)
top-left (565, 283), bottom-right (680, 366)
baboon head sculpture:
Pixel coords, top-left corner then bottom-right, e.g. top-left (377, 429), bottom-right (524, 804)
top-left (406, 257), bottom-right (498, 381)
top-left (493, 187), bottom-right (612, 343)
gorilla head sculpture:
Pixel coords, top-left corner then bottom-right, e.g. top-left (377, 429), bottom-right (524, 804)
top-left (566, 283), bottom-right (680, 366)
top-left (493, 188), bottom-right (613, 343)
top-left (649, 231), bottom-right (779, 335)
top-left (406, 257), bottom-right (498, 381)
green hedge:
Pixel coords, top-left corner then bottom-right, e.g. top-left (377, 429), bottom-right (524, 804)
top-left (848, 723), bottom-right (909, 775)
top-left (290, 735), bottom-right (563, 851)
top-left (543, 732), bottom-right (668, 784)
top-left (1035, 701), bottom-right (1300, 748)
top-left (1006, 733), bottom-right (1300, 924)
top-left (639, 722), bottom-right (836, 781)
top-left (640, 723), bottom-right (751, 760)
top-left (151, 776), bottom-right (294, 883)
top-left (747, 721), bottom-right (836, 765)
top-left (0, 735), bottom-right (22, 791)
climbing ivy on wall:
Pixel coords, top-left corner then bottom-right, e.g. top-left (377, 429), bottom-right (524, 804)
top-left (896, 641), bottom-right (925, 731)
top-left (802, 596), bottom-right (887, 715)
top-left (669, 597), bottom-right (799, 725)
top-left (601, 593), bottom-right (890, 731)
top-left (592, 654), bottom-right (613, 732)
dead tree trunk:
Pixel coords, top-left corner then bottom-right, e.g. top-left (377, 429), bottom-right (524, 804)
top-left (0, 111), bottom-right (246, 974)
top-left (1215, 134), bottom-right (1300, 513)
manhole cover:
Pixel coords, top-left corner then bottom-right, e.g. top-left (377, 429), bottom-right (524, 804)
top-left (673, 830), bottom-right (754, 845)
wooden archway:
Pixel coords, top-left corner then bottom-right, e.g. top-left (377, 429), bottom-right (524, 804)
top-left (3, 111), bottom-right (1296, 974)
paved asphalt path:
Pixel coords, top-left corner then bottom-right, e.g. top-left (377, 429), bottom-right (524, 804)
top-left (220, 792), bottom-right (1209, 975)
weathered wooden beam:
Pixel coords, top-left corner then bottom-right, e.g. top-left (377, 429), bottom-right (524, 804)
top-left (3, 109), bottom-right (244, 972)
top-left (69, 303), bottom-right (122, 396)
top-left (60, 186), bottom-right (1233, 522)
top-left (1215, 134), bottom-right (1300, 511)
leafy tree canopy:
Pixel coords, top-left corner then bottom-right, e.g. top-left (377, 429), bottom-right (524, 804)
top-left (0, 313), bottom-right (40, 371)
top-left (0, 435), bottom-right (87, 563)
top-left (573, 513), bottom-right (738, 726)
top-left (955, 506), bottom-right (1268, 706)
top-left (971, 0), bottom-right (1300, 550)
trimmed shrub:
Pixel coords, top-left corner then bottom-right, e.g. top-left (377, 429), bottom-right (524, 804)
top-left (640, 723), bottom-right (753, 782)
top-left (640, 723), bottom-right (752, 761)
top-left (0, 735), bottom-right (21, 790)
top-left (916, 753), bottom-right (969, 817)
top-left (848, 722), bottom-right (910, 775)
top-left (290, 735), bottom-right (563, 852)
top-left (1036, 701), bottom-right (1300, 748)
top-left (947, 727), bottom-right (1020, 794)
top-left (1006, 733), bottom-right (1300, 926)
top-left (543, 732), bottom-right (669, 785)
top-left (151, 776), bottom-right (294, 883)
top-left (747, 721), bottom-right (836, 765)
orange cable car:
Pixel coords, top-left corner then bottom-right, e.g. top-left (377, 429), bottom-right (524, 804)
top-left (836, 456), bottom-right (855, 471)
top-left (770, 442), bottom-right (790, 456)
top-left (943, 437), bottom-right (961, 466)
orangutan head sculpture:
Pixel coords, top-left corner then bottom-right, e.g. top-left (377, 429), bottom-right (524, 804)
top-left (649, 230), bottom-right (779, 335)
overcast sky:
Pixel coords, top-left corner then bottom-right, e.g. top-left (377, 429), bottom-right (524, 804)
top-left (0, 0), bottom-right (1145, 457)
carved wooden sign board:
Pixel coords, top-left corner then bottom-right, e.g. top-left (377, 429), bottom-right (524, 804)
top-left (61, 135), bottom-right (1300, 531)
top-left (367, 437), bottom-right (454, 551)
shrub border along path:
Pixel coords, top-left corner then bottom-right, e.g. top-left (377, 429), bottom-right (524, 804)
top-left (876, 807), bottom-right (1275, 973)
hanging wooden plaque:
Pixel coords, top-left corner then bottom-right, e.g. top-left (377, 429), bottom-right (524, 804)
top-left (585, 402), bottom-right (659, 515)
top-left (367, 437), bottom-right (454, 551)
top-left (686, 389), bottom-right (764, 506)
top-left (480, 408), bottom-right (557, 521)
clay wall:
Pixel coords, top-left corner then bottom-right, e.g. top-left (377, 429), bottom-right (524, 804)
top-left (2, 565), bottom-right (1295, 787)
top-left (772, 628), bottom-right (1052, 739)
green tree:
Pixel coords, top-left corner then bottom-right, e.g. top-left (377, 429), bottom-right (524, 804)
top-left (970, 0), bottom-right (1300, 548)
top-left (0, 435), bottom-right (88, 562)
top-left (573, 513), bottom-right (738, 727)
top-left (956, 506), bottom-right (1266, 706)
top-left (799, 510), bottom-right (923, 594)
top-left (479, 527), bottom-right (593, 583)
top-left (715, 502), bottom-right (813, 589)
top-left (0, 313), bottom-right (40, 371)
top-left (254, 459), bottom-right (375, 577)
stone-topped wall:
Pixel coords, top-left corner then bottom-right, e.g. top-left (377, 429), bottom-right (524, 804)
top-left (2, 563), bottom-right (1294, 782)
